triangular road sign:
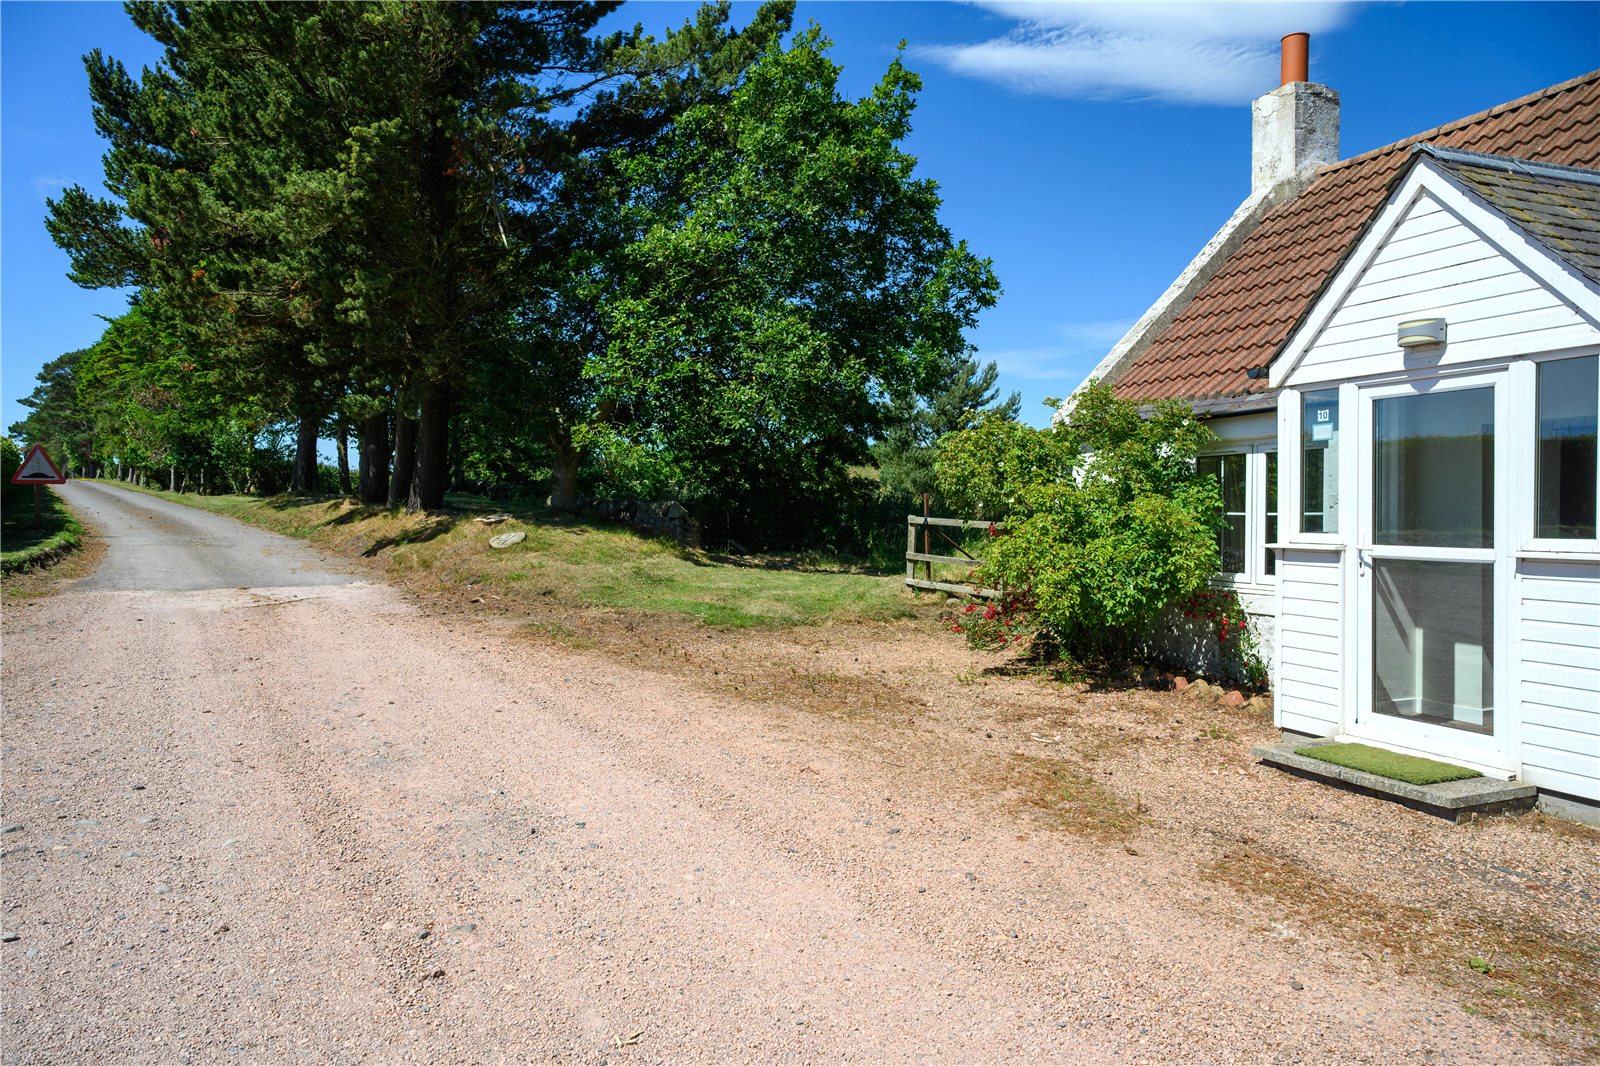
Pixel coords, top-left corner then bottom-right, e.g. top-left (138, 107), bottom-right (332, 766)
top-left (10, 444), bottom-right (66, 485)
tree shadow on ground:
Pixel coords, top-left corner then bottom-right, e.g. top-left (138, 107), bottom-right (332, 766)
top-left (362, 517), bottom-right (455, 557)
top-left (694, 550), bottom-right (892, 577)
top-left (978, 645), bottom-right (1150, 694)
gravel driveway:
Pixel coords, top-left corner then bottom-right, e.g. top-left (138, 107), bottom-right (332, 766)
top-left (0, 482), bottom-right (1579, 1063)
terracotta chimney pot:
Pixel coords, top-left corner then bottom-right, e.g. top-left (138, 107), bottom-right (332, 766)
top-left (1281, 32), bottom-right (1309, 85)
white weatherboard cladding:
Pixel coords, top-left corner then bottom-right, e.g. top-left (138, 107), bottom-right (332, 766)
top-left (1277, 178), bottom-right (1600, 391)
top-left (1273, 549), bottom-right (1343, 736)
top-left (1516, 559), bottom-right (1600, 801)
top-left (1289, 193), bottom-right (1598, 385)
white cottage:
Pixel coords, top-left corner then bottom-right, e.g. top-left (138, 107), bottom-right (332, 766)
top-left (1071, 45), bottom-right (1600, 813)
top-left (1270, 147), bottom-right (1598, 802)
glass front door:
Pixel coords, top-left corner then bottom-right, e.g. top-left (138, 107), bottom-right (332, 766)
top-left (1355, 373), bottom-right (1508, 767)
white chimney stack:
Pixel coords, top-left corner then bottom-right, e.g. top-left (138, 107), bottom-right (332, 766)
top-left (1251, 33), bottom-right (1340, 194)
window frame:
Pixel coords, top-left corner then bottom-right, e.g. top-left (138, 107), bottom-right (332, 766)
top-left (1197, 441), bottom-right (1279, 589)
top-left (1279, 384), bottom-right (1348, 548)
top-left (1520, 349), bottom-right (1600, 555)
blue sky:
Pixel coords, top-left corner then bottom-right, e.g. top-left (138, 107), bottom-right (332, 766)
top-left (3, 1), bottom-right (1597, 439)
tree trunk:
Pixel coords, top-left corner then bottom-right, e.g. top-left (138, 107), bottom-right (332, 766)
top-left (335, 421), bottom-right (353, 496)
top-left (291, 411), bottom-right (320, 494)
top-left (170, 463), bottom-right (177, 492)
top-left (448, 412), bottom-right (466, 493)
top-left (407, 382), bottom-right (451, 512)
top-left (388, 411), bottom-right (416, 509)
top-left (358, 412), bottom-right (390, 505)
top-left (548, 423), bottom-right (581, 512)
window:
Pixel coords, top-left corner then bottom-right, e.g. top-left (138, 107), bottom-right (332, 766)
top-left (1301, 389), bottom-right (1339, 534)
top-left (1265, 451), bottom-right (1278, 576)
top-left (1536, 355), bottom-right (1597, 539)
top-left (1198, 453), bottom-right (1246, 573)
top-left (1198, 445), bottom-right (1277, 584)
top-left (1374, 386), bottom-right (1494, 549)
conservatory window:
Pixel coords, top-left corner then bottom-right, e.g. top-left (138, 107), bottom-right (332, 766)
top-left (1301, 389), bottom-right (1339, 534)
top-left (1536, 354), bottom-right (1597, 540)
top-left (1265, 451), bottom-right (1278, 576)
top-left (1198, 453), bottom-right (1247, 574)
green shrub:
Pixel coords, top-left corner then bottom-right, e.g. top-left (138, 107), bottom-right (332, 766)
top-left (1, 438), bottom-right (24, 511)
top-left (934, 382), bottom-right (1220, 661)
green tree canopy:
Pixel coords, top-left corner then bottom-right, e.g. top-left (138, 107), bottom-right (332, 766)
top-left (873, 354), bottom-right (1019, 503)
top-left (587, 26), bottom-right (999, 543)
top-left (9, 348), bottom-right (96, 475)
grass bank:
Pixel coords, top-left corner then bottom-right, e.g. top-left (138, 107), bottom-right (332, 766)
top-left (1, 487), bottom-right (84, 575)
top-left (98, 480), bottom-right (920, 629)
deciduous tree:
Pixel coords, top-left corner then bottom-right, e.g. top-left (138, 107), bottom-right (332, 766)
top-left (590, 27), bottom-right (999, 544)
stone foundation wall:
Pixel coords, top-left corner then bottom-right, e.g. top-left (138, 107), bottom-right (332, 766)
top-left (1142, 598), bottom-right (1276, 688)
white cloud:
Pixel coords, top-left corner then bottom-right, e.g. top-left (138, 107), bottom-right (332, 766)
top-left (978, 2), bottom-right (1353, 39)
top-left (983, 319), bottom-right (1135, 381)
top-left (1056, 319), bottom-right (1137, 347)
top-left (984, 345), bottom-right (1076, 381)
top-left (922, 2), bottom-right (1357, 105)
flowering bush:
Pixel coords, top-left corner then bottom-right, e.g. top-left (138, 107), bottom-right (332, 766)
top-left (934, 382), bottom-right (1220, 661)
top-left (1178, 587), bottom-right (1268, 688)
top-left (938, 596), bottom-right (1031, 651)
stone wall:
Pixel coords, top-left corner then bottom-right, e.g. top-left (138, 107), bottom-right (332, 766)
top-left (587, 497), bottom-right (700, 547)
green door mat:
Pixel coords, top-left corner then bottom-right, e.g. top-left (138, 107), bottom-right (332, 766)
top-left (1293, 743), bottom-right (1483, 785)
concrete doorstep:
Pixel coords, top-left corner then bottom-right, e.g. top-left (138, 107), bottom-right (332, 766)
top-left (1251, 739), bottom-right (1538, 823)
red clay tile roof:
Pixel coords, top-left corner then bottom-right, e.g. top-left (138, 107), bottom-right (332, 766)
top-left (1109, 69), bottom-right (1600, 404)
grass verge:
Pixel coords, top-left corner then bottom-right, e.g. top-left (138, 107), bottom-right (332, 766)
top-left (1, 488), bottom-right (83, 575)
top-left (93, 481), bottom-right (918, 630)
top-left (1296, 742), bottom-right (1483, 785)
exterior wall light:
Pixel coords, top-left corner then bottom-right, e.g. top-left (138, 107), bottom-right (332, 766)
top-left (1397, 317), bottom-right (1447, 348)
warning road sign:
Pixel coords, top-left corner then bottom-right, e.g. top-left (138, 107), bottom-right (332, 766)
top-left (10, 444), bottom-right (66, 485)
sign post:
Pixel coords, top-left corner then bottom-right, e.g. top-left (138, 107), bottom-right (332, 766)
top-left (10, 445), bottom-right (67, 529)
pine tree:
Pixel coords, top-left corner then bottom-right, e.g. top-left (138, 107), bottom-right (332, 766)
top-left (874, 354), bottom-right (1020, 502)
top-left (48, 1), bottom-right (801, 510)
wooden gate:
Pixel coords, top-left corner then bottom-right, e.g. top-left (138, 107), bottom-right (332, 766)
top-left (904, 516), bottom-right (1002, 599)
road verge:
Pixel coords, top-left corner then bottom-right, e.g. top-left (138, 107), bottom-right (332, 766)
top-left (1, 488), bottom-right (85, 575)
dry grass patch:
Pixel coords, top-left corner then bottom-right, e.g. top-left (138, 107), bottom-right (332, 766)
top-left (989, 752), bottom-right (1145, 843)
top-left (1202, 846), bottom-right (1599, 1056)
